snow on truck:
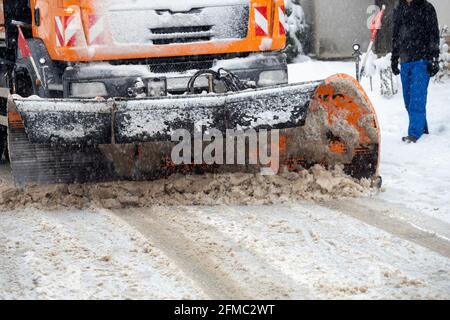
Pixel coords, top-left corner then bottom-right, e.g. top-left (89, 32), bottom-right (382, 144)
top-left (0, 0), bottom-right (380, 186)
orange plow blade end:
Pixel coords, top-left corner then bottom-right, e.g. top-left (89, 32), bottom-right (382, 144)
top-left (281, 74), bottom-right (381, 181)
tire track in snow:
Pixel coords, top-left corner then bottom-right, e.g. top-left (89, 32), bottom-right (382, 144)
top-left (198, 204), bottom-right (450, 299)
top-left (321, 198), bottom-right (450, 259)
top-left (112, 206), bottom-right (311, 299)
top-left (112, 203), bottom-right (450, 299)
top-left (0, 209), bottom-right (207, 299)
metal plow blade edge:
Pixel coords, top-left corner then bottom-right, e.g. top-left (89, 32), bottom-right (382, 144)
top-left (7, 74), bottom-right (380, 186)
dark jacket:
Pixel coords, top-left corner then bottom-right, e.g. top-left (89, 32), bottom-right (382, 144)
top-left (392, 0), bottom-right (440, 62)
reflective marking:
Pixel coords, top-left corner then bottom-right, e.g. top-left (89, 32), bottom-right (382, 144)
top-left (254, 6), bottom-right (268, 36)
top-left (278, 6), bottom-right (287, 35)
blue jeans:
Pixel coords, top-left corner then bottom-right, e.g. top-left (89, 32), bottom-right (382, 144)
top-left (400, 59), bottom-right (430, 139)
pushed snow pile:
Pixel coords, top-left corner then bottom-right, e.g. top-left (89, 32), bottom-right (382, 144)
top-left (0, 166), bottom-right (376, 210)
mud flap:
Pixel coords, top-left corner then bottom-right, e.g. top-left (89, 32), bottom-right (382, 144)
top-left (7, 97), bottom-right (114, 186)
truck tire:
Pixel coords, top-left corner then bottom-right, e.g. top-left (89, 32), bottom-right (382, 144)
top-left (0, 126), bottom-right (6, 162)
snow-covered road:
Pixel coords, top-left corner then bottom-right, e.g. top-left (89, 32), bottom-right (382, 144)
top-left (1, 201), bottom-right (449, 299)
top-left (1, 60), bottom-right (449, 300)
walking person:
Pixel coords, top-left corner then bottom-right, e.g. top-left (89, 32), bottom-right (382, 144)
top-left (391, 0), bottom-right (440, 143)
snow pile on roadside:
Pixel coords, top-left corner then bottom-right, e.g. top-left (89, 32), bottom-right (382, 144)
top-left (0, 165), bottom-right (376, 210)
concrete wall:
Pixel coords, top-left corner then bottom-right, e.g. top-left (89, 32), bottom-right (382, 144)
top-left (300, 0), bottom-right (450, 59)
top-left (428, 0), bottom-right (450, 28)
top-left (300, 0), bottom-right (373, 59)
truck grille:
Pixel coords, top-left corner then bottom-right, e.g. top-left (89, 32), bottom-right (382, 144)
top-left (109, 53), bottom-right (250, 73)
top-left (108, 3), bottom-right (249, 45)
top-left (150, 25), bottom-right (214, 45)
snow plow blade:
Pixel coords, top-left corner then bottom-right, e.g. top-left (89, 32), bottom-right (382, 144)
top-left (8, 74), bottom-right (380, 186)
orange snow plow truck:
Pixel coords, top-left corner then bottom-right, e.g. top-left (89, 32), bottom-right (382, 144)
top-left (0, 0), bottom-right (380, 186)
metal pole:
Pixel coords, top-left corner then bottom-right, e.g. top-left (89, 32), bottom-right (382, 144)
top-left (390, 67), bottom-right (396, 95)
top-left (356, 57), bottom-right (360, 82)
top-left (353, 44), bottom-right (362, 82)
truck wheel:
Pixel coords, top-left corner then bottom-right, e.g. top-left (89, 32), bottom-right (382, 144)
top-left (0, 126), bottom-right (6, 163)
top-left (3, 129), bottom-right (9, 162)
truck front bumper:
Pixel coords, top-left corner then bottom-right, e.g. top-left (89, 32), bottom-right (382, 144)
top-left (62, 52), bottom-right (288, 98)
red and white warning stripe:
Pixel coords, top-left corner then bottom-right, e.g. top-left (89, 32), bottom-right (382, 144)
top-left (254, 6), bottom-right (268, 36)
top-left (64, 15), bottom-right (78, 47)
top-left (55, 16), bottom-right (65, 47)
top-left (88, 15), bottom-right (107, 45)
top-left (55, 13), bottom-right (86, 47)
top-left (278, 5), bottom-right (287, 35)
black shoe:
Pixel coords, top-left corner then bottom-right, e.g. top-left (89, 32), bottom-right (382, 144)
top-left (424, 128), bottom-right (429, 135)
top-left (402, 136), bottom-right (418, 143)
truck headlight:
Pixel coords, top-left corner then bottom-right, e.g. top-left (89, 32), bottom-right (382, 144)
top-left (258, 70), bottom-right (288, 87)
top-left (70, 82), bottom-right (108, 98)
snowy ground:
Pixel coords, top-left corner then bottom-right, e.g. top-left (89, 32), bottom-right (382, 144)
top-left (1, 59), bottom-right (450, 300)
top-left (1, 203), bottom-right (449, 300)
top-left (290, 60), bottom-right (450, 224)
top-left (0, 208), bottom-right (206, 299)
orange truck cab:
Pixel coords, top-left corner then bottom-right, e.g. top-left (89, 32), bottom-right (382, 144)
top-left (0, 0), bottom-right (288, 99)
